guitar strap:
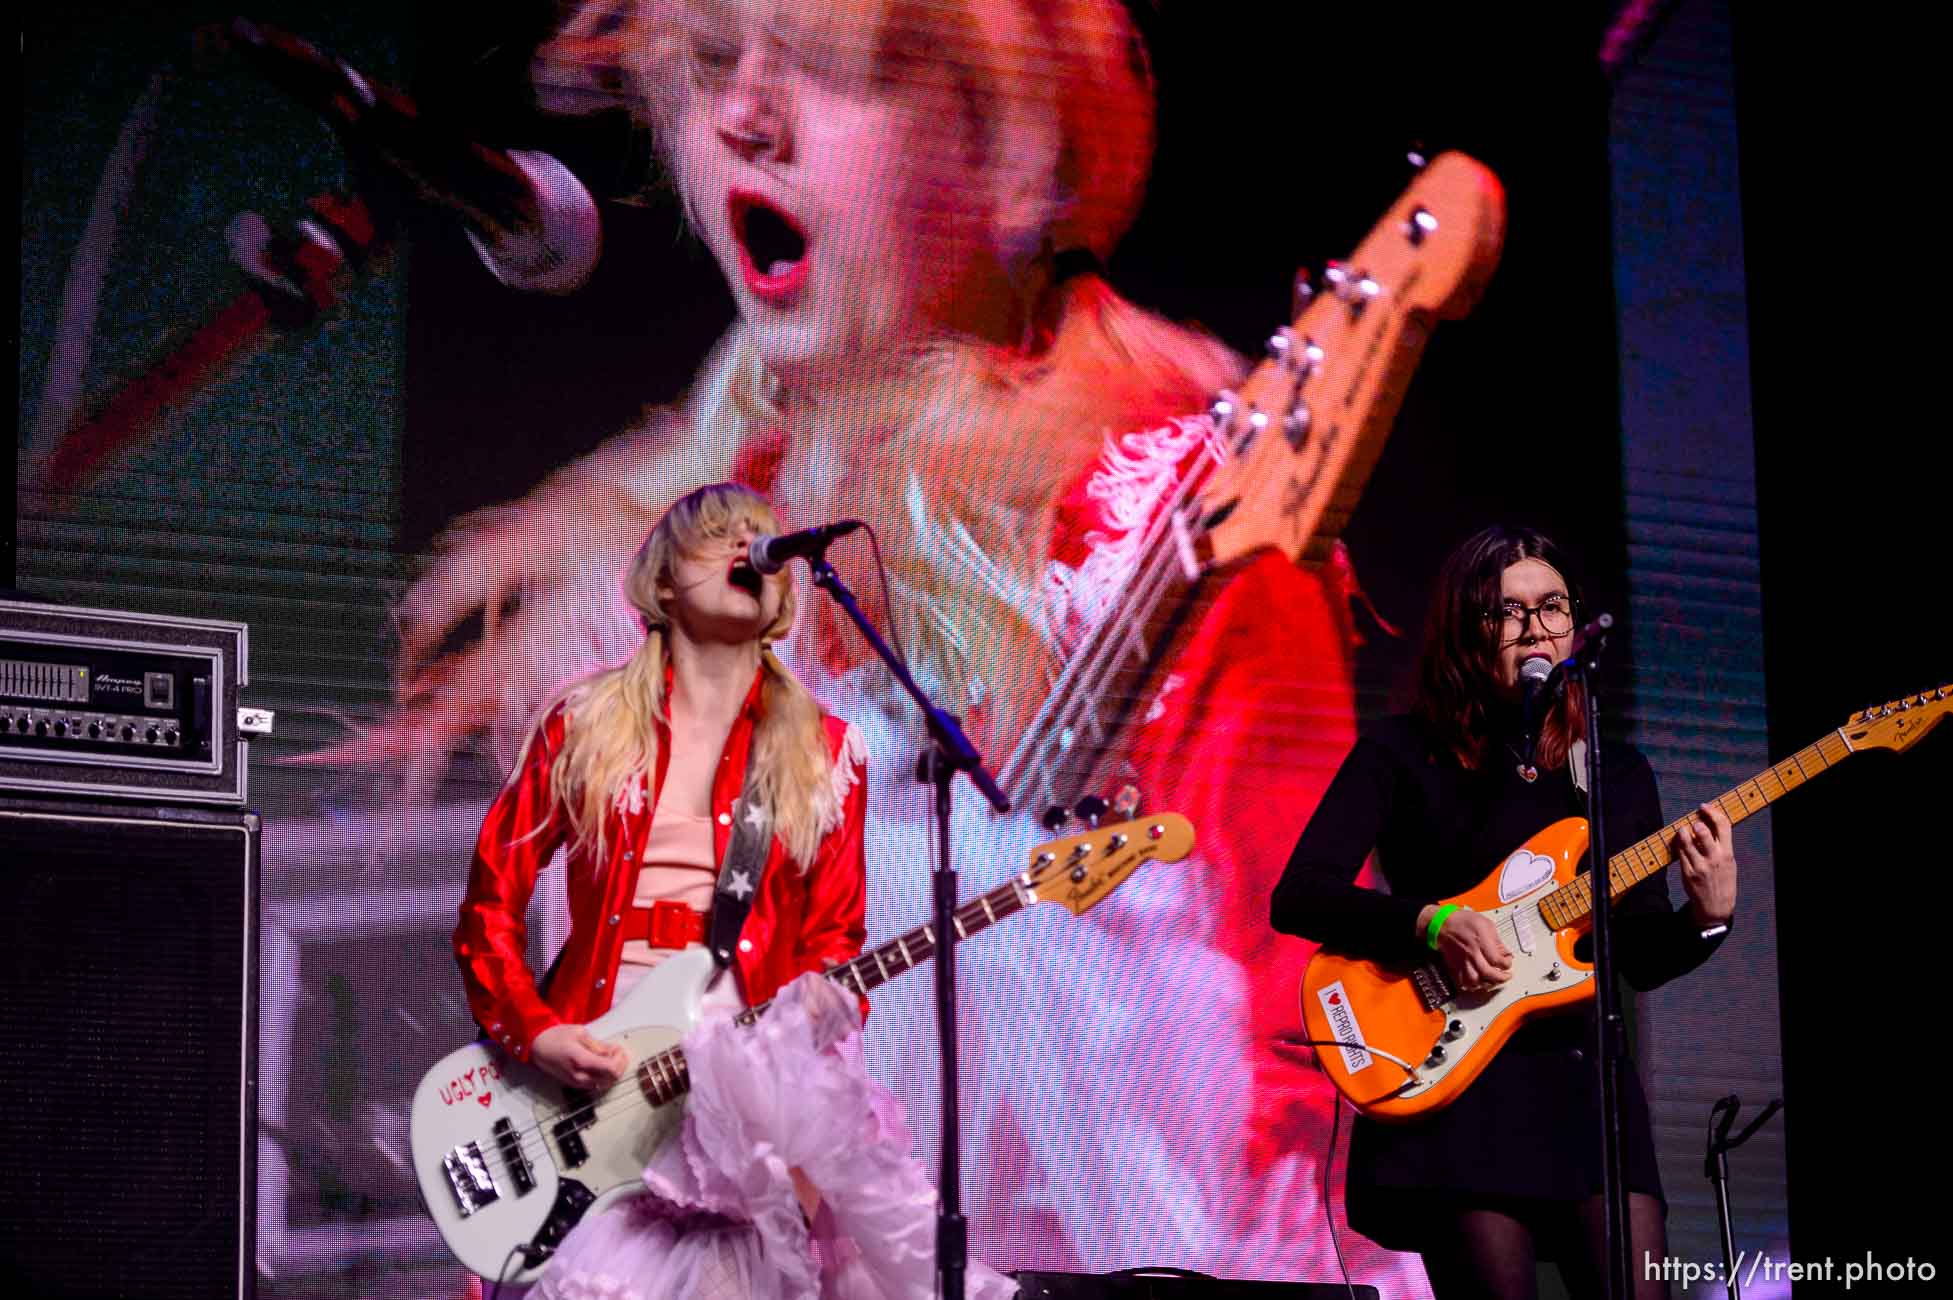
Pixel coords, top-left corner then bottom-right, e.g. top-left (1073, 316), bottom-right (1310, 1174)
top-left (706, 773), bottom-right (775, 969)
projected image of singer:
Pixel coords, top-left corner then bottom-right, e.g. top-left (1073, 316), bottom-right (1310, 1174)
top-left (326, 0), bottom-right (1411, 1287)
top-left (1271, 525), bottom-right (1738, 1299)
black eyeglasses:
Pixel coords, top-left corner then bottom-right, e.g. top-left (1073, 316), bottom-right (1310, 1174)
top-left (1487, 595), bottom-right (1574, 640)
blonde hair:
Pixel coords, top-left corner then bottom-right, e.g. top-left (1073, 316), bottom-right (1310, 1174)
top-left (523, 483), bottom-right (836, 867)
top-left (535, 0), bottom-right (1155, 268)
top-left (320, 2), bottom-right (1245, 800)
top-left (532, 0), bottom-right (1238, 745)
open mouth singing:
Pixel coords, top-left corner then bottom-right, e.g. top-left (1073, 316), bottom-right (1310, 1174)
top-left (730, 192), bottom-right (809, 304)
top-left (727, 556), bottom-right (764, 598)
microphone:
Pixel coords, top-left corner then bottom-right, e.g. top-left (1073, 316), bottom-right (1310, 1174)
top-left (1519, 653), bottom-right (1554, 712)
top-left (223, 17), bottom-right (600, 293)
top-left (748, 521), bottom-right (865, 575)
top-left (1516, 654), bottom-right (1553, 780)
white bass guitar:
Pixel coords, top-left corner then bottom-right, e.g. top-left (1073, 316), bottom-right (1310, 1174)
top-left (410, 812), bottom-right (1195, 1284)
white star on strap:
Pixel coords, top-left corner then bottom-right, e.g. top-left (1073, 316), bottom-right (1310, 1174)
top-left (725, 868), bottom-right (755, 900)
top-left (741, 801), bottom-right (767, 831)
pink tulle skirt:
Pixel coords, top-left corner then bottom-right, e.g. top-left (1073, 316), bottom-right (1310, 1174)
top-left (532, 973), bottom-right (1018, 1300)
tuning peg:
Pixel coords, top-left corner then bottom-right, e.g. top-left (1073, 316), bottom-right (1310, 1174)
top-left (1284, 404), bottom-right (1313, 448)
top-left (1040, 804), bottom-right (1071, 833)
top-left (1407, 146), bottom-right (1429, 171)
top-left (1292, 268), bottom-right (1314, 317)
top-left (1110, 785), bottom-right (1143, 819)
top-left (1073, 794), bottom-right (1108, 828)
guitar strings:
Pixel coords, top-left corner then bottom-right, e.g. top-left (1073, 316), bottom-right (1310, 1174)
top-left (452, 886), bottom-right (1035, 1178)
top-left (440, 398), bottom-right (1319, 1199)
top-left (472, 724), bottom-right (1877, 1184)
top-left (995, 426), bottom-right (1224, 803)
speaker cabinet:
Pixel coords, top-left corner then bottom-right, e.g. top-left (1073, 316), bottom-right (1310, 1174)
top-left (0, 798), bottom-right (259, 1299)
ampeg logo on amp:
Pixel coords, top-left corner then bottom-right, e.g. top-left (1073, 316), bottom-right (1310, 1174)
top-left (0, 601), bottom-right (251, 805)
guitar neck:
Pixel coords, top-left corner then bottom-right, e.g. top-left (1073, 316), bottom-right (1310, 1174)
top-left (994, 155), bottom-right (1510, 813)
top-left (637, 870), bottom-right (1043, 1105)
top-left (993, 429), bottom-right (1227, 812)
top-left (1542, 729), bottom-right (1859, 929)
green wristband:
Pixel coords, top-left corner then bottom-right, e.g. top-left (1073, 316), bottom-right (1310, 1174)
top-left (1426, 903), bottom-right (1463, 951)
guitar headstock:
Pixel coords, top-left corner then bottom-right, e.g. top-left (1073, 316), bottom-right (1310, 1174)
top-left (1843, 683), bottom-right (1952, 754)
top-left (1022, 813), bottom-right (1196, 916)
top-left (1198, 152), bottom-right (1506, 568)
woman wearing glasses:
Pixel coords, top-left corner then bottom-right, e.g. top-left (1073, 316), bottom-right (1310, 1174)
top-left (1270, 524), bottom-right (1738, 1299)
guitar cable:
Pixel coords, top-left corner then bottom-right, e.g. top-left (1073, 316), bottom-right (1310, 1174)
top-left (1321, 1092), bottom-right (1357, 1300)
top-left (1291, 1038), bottom-right (1423, 1084)
top-left (487, 1242), bottom-right (539, 1300)
top-left (1289, 1036), bottom-right (1423, 1300)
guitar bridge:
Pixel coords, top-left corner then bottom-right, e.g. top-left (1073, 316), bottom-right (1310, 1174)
top-left (1410, 962), bottom-right (1456, 1012)
top-left (440, 1141), bottom-right (499, 1218)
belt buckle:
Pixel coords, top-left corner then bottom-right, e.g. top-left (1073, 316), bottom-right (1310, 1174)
top-left (647, 899), bottom-right (699, 949)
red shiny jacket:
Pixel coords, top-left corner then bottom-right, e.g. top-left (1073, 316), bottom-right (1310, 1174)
top-left (453, 669), bottom-right (868, 1062)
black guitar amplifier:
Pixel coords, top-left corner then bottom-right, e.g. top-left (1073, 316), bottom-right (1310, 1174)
top-left (1014, 1270), bottom-right (1381, 1300)
top-left (0, 599), bottom-right (251, 804)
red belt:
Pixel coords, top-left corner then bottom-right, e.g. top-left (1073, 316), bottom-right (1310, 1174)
top-left (620, 900), bottom-right (708, 949)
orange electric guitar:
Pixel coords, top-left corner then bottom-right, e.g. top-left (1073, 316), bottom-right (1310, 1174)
top-left (1300, 684), bottom-right (1951, 1121)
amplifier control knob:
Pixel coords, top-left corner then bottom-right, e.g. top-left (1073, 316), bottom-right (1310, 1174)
top-left (121, 725), bottom-right (135, 741)
top-left (88, 723), bottom-right (101, 739)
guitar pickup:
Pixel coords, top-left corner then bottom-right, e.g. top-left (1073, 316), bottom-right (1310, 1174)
top-left (1511, 908), bottom-right (1537, 956)
top-left (492, 1116), bottom-right (535, 1196)
top-left (440, 1141), bottom-right (499, 1218)
top-left (551, 1116), bottom-right (590, 1169)
top-left (551, 1086), bottom-right (598, 1169)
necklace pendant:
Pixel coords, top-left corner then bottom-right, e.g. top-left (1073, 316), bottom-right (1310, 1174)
top-left (1517, 763), bottom-right (1538, 783)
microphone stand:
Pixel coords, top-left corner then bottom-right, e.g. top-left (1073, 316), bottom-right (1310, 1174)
top-left (801, 547), bottom-right (1009, 1300)
top-left (1557, 614), bottom-right (1631, 1300)
top-left (1706, 1095), bottom-right (1783, 1300)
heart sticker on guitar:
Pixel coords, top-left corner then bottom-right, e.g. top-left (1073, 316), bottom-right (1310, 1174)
top-left (1497, 850), bottom-right (1555, 902)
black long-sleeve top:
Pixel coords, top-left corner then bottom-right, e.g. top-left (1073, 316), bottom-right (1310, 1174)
top-left (1272, 713), bottom-right (1723, 994)
top-left (1269, 712), bottom-right (1728, 1245)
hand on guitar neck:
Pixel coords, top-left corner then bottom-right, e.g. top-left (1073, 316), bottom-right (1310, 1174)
top-left (1415, 798), bottom-right (1737, 998)
top-left (1675, 800), bottom-right (1737, 930)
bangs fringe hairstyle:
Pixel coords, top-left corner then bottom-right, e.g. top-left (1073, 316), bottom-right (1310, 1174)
top-left (325, 1), bottom-right (1243, 795)
top-left (533, 0), bottom-right (1155, 267)
top-left (519, 483), bottom-right (836, 868)
top-left (526, 0), bottom-right (1236, 747)
top-left (1412, 524), bottom-right (1588, 773)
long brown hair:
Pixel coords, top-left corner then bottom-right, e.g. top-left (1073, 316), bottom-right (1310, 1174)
top-left (1412, 524), bottom-right (1587, 771)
